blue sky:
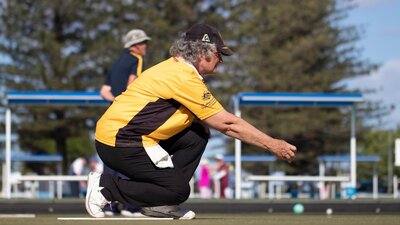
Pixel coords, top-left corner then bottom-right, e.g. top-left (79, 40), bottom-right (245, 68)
top-left (342, 0), bottom-right (400, 129)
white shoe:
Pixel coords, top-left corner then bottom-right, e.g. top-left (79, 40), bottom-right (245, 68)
top-left (141, 205), bottom-right (195, 220)
top-left (85, 172), bottom-right (110, 218)
top-left (104, 210), bottom-right (115, 217)
top-left (121, 209), bottom-right (147, 217)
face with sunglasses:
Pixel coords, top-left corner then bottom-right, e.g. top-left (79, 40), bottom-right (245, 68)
top-left (196, 49), bottom-right (223, 75)
top-left (214, 51), bottom-right (223, 63)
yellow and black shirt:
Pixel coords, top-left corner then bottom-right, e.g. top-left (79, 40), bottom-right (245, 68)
top-left (95, 57), bottom-right (224, 149)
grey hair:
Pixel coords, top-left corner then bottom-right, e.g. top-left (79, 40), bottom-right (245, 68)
top-left (169, 38), bottom-right (217, 65)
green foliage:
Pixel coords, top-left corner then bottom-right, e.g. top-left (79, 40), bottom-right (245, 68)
top-left (0, 0), bottom-right (235, 173)
top-left (67, 134), bottom-right (95, 161)
top-left (356, 128), bottom-right (400, 190)
top-left (213, 0), bottom-right (382, 175)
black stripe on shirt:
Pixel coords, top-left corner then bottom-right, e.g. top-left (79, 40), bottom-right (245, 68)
top-left (115, 98), bottom-right (181, 147)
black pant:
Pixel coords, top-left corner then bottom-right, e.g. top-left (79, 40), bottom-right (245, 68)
top-left (102, 164), bottom-right (129, 211)
top-left (96, 123), bottom-right (208, 207)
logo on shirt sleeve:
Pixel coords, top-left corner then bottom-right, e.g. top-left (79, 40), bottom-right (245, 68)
top-left (202, 91), bottom-right (211, 101)
top-left (201, 91), bottom-right (217, 109)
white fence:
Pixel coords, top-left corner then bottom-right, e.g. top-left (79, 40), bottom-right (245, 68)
top-left (10, 175), bottom-right (87, 199)
top-left (246, 175), bottom-right (352, 199)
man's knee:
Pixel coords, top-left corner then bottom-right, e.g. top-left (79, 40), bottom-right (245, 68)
top-left (174, 183), bottom-right (191, 203)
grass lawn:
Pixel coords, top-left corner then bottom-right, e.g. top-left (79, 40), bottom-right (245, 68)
top-left (0, 213), bottom-right (398, 225)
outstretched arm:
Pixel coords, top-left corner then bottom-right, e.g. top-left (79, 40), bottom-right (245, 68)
top-left (203, 110), bottom-right (297, 162)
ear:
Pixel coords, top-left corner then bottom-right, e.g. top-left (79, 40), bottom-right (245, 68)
top-left (203, 52), bottom-right (212, 62)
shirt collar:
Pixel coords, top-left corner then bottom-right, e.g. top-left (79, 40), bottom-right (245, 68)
top-left (178, 57), bottom-right (203, 80)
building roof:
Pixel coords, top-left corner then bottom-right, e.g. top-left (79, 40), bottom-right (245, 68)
top-left (0, 153), bottom-right (62, 162)
top-left (6, 91), bottom-right (108, 105)
top-left (235, 92), bottom-right (364, 107)
top-left (318, 154), bottom-right (380, 163)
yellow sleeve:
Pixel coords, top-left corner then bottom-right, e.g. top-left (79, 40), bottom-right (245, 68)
top-left (173, 75), bottom-right (224, 120)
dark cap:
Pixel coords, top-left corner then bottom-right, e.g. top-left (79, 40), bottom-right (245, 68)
top-left (184, 23), bottom-right (233, 56)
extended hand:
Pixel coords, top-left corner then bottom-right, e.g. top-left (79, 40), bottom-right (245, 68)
top-left (268, 139), bottom-right (297, 163)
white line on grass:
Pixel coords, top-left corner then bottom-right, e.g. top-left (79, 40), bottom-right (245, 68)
top-left (0, 214), bottom-right (36, 218)
top-left (57, 217), bottom-right (174, 221)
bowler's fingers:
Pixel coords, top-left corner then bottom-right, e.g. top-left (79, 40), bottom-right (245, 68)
top-left (290, 144), bottom-right (297, 152)
top-left (286, 144), bottom-right (297, 162)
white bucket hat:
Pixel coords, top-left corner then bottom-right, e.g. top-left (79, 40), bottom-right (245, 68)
top-left (215, 154), bottom-right (224, 161)
top-left (123, 29), bottom-right (151, 48)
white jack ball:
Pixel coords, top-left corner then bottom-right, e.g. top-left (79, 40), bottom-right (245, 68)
top-left (326, 208), bottom-right (333, 215)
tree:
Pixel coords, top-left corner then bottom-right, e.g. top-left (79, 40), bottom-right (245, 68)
top-left (0, 0), bottom-right (230, 173)
top-left (0, 1), bottom-right (115, 172)
top-left (211, 0), bottom-right (381, 174)
top-left (357, 128), bottom-right (400, 192)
